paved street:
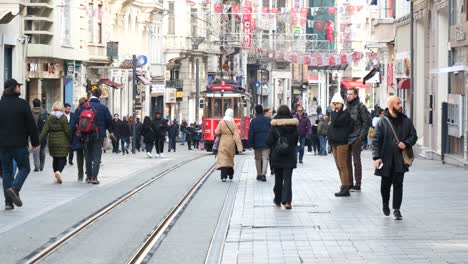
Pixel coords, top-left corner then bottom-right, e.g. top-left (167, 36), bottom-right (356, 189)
top-left (220, 151), bottom-right (468, 264)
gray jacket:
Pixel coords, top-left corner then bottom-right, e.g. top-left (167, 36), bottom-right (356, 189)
top-left (346, 98), bottom-right (370, 144)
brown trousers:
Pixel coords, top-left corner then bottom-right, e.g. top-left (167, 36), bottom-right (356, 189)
top-left (347, 139), bottom-right (362, 187)
top-left (332, 145), bottom-right (351, 188)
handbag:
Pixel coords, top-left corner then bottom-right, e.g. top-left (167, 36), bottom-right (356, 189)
top-left (213, 136), bottom-right (220, 154)
top-left (383, 117), bottom-right (414, 167)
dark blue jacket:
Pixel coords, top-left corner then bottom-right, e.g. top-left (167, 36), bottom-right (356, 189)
top-left (70, 112), bottom-right (83, 150)
top-left (248, 113), bottom-right (271, 149)
top-left (74, 98), bottom-right (113, 138)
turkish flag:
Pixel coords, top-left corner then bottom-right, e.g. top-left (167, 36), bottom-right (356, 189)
top-left (214, 4), bottom-right (222, 13)
top-left (271, 7), bottom-right (279, 14)
top-left (341, 54), bottom-right (348, 64)
top-left (303, 55), bottom-right (311, 65)
top-left (328, 54), bottom-right (336, 65)
top-left (232, 5), bottom-right (240, 13)
top-left (262, 7), bottom-right (270, 13)
top-left (327, 7), bottom-right (336, 15)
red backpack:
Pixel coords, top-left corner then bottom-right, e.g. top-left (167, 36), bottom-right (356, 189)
top-left (78, 102), bottom-right (98, 135)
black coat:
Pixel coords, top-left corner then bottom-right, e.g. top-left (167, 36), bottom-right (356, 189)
top-left (112, 119), bottom-right (122, 138)
top-left (185, 126), bottom-right (194, 142)
top-left (168, 124), bottom-right (179, 139)
top-left (119, 121), bottom-right (131, 138)
top-left (152, 118), bottom-right (168, 138)
top-left (346, 97), bottom-right (370, 144)
top-left (266, 116), bottom-right (299, 169)
top-left (0, 95), bottom-right (39, 147)
top-left (372, 109), bottom-right (418, 177)
top-left (327, 110), bottom-right (352, 146)
top-left (142, 124), bottom-right (155, 143)
top-left (135, 122), bottom-right (142, 138)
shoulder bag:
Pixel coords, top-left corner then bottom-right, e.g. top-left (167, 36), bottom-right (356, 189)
top-left (383, 117), bottom-right (414, 167)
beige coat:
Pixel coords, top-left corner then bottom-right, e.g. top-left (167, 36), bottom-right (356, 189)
top-left (215, 120), bottom-right (243, 169)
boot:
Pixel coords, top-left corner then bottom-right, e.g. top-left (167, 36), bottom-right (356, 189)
top-left (334, 186), bottom-right (350, 197)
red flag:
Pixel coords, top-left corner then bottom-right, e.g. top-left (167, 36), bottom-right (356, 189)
top-left (214, 3), bottom-right (222, 13)
top-left (328, 54), bottom-right (336, 65)
top-left (303, 55), bottom-right (311, 65)
top-left (232, 5), bottom-right (240, 13)
top-left (341, 54), bottom-right (348, 64)
top-left (262, 6), bottom-right (270, 13)
top-left (327, 7), bottom-right (336, 15)
top-left (271, 7), bottom-right (279, 14)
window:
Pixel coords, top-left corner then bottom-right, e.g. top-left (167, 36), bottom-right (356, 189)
top-left (98, 5), bottom-right (103, 44)
top-left (88, 3), bottom-right (93, 42)
top-left (168, 2), bottom-right (175, 34)
top-left (61, 0), bottom-right (71, 46)
top-left (191, 8), bottom-right (198, 37)
top-left (214, 98), bottom-right (222, 116)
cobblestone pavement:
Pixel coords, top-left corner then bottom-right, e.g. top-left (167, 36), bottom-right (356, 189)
top-left (0, 147), bottom-right (204, 235)
top-left (221, 150), bottom-right (468, 264)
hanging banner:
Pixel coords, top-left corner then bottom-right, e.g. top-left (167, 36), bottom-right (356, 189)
top-left (242, 6), bottom-right (253, 50)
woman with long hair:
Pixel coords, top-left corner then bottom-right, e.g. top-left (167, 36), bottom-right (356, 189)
top-left (40, 101), bottom-right (71, 184)
top-left (215, 109), bottom-right (243, 182)
top-left (142, 116), bottom-right (155, 158)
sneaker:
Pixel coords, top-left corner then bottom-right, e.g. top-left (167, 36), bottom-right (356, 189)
top-left (69, 162), bottom-right (74, 166)
top-left (86, 178), bottom-right (93, 184)
top-left (146, 152), bottom-right (152, 158)
top-left (261, 175), bottom-right (267, 182)
top-left (156, 154), bottom-right (161, 158)
top-left (5, 200), bottom-right (14, 210)
top-left (393, 209), bottom-right (403, 220)
top-left (299, 160), bottom-right (303, 164)
top-left (256, 175), bottom-right (262, 181)
top-left (54, 171), bottom-right (62, 184)
top-left (160, 153), bottom-right (164, 158)
top-left (78, 176), bottom-right (83, 181)
top-left (34, 168), bottom-right (39, 172)
top-left (273, 199), bottom-right (281, 207)
top-left (6, 188), bottom-right (22, 207)
top-left (284, 203), bottom-right (292, 209)
top-left (383, 206), bottom-right (390, 216)
top-left (90, 178), bottom-right (100, 185)
top-left (350, 186), bottom-right (361, 192)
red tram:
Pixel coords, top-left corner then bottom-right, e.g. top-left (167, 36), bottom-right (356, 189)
top-left (202, 80), bottom-right (251, 152)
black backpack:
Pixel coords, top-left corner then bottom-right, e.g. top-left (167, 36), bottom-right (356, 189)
top-left (272, 127), bottom-right (289, 156)
top-left (37, 111), bottom-right (49, 132)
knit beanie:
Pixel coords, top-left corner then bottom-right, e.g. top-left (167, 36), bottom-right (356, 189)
top-left (330, 93), bottom-right (344, 105)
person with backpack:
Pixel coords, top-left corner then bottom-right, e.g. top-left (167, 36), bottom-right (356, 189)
top-left (0, 79), bottom-right (40, 210)
top-left (31, 98), bottom-right (48, 172)
top-left (74, 86), bottom-right (113, 184)
top-left (328, 93), bottom-right (353, 197)
top-left (142, 116), bottom-right (155, 158)
top-left (216, 109), bottom-right (243, 182)
top-left (40, 101), bottom-right (71, 184)
top-left (248, 105), bottom-right (271, 182)
top-left (71, 97), bottom-right (87, 181)
top-left (266, 105), bottom-right (298, 209)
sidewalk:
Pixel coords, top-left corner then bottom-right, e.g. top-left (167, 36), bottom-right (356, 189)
top-left (0, 146), bottom-right (204, 235)
top-left (221, 150), bottom-right (468, 264)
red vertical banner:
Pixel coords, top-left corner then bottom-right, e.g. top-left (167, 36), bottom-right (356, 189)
top-left (300, 8), bottom-right (308, 26)
top-left (232, 5), bottom-right (240, 13)
top-left (242, 6), bottom-right (253, 50)
top-left (214, 3), bottom-right (222, 13)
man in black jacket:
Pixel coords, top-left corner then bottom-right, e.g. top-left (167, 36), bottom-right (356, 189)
top-left (0, 79), bottom-right (40, 210)
top-left (345, 88), bottom-right (370, 191)
top-left (372, 96), bottom-right (417, 220)
top-left (152, 112), bottom-right (168, 158)
top-left (111, 114), bottom-right (121, 153)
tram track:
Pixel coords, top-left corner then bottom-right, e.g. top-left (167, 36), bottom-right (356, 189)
top-left (21, 155), bottom-right (215, 264)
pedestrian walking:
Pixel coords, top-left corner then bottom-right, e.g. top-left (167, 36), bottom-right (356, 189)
top-left (119, 116), bottom-right (131, 155)
top-left (317, 115), bottom-right (329, 156)
top-left (266, 105), bottom-right (298, 209)
top-left (186, 123), bottom-right (194, 150)
top-left (168, 120), bottom-right (179, 152)
top-left (39, 101), bottom-right (71, 184)
top-left (71, 97), bottom-right (87, 181)
top-left (31, 98), bottom-right (48, 171)
top-left (64, 103), bottom-right (74, 165)
top-left (294, 106), bottom-right (312, 164)
top-left (152, 112), bottom-right (168, 158)
top-left (111, 114), bottom-right (121, 153)
top-left (328, 93), bottom-right (353, 197)
top-left (372, 96), bottom-right (417, 220)
top-left (264, 108), bottom-right (275, 176)
top-left (345, 88), bottom-right (370, 192)
top-left (74, 86), bottom-right (113, 184)
top-left (180, 120), bottom-right (187, 145)
top-left (135, 117), bottom-right (142, 152)
top-left (248, 105), bottom-right (271, 182)
top-left (0, 79), bottom-right (40, 210)
top-left (193, 123), bottom-right (202, 149)
top-left (142, 116), bottom-right (155, 158)
top-left (310, 120), bottom-right (321, 155)
top-left (216, 109), bottom-right (243, 182)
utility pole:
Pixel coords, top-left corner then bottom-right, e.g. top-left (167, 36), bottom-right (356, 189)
top-left (195, 58), bottom-right (200, 123)
top-left (132, 55), bottom-right (137, 154)
top-left (409, 0), bottom-right (414, 121)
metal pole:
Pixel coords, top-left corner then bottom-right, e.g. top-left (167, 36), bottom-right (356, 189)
top-left (260, 68), bottom-right (263, 105)
top-left (132, 55), bottom-right (137, 154)
top-left (409, 0), bottom-right (414, 121)
top-left (196, 58), bottom-right (200, 123)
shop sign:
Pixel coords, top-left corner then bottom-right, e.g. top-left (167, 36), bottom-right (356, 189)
top-left (151, 84), bottom-right (165, 95)
top-left (394, 55), bottom-right (410, 78)
top-left (450, 22), bottom-right (468, 48)
top-left (308, 73), bottom-right (319, 83)
top-left (65, 62), bottom-right (74, 77)
top-left (165, 88), bottom-right (177, 103)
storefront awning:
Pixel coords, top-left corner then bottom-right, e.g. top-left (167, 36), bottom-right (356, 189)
top-left (0, 8), bottom-right (18, 24)
top-left (100, 79), bottom-right (123, 89)
top-left (397, 79), bottom-right (410, 89)
top-left (137, 75), bottom-right (151, 85)
top-left (341, 80), bottom-right (370, 89)
top-left (363, 68), bottom-right (379, 84)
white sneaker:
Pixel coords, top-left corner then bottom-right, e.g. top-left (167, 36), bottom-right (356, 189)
top-left (156, 154), bottom-right (161, 158)
top-left (160, 153), bottom-right (164, 158)
top-left (54, 171), bottom-right (62, 184)
top-left (146, 152), bottom-right (152, 158)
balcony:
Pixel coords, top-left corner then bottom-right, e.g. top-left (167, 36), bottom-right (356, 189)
top-left (166, 79), bottom-right (184, 90)
top-left (164, 36), bottom-right (214, 54)
top-left (88, 43), bottom-right (109, 64)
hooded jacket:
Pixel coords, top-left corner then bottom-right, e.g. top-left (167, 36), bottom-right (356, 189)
top-left (0, 94), bottom-right (39, 147)
top-left (346, 97), bottom-right (370, 144)
top-left (248, 113), bottom-right (271, 149)
top-left (40, 112), bottom-right (71, 157)
top-left (266, 116), bottom-right (299, 169)
top-left (327, 109), bottom-right (352, 146)
top-left (372, 109), bottom-right (418, 177)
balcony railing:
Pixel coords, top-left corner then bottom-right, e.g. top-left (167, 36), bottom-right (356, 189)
top-left (163, 35), bottom-right (214, 53)
top-left (88, 43), bottom-right (109, 63)
top-left (166, 79), bottom-right (183, 89)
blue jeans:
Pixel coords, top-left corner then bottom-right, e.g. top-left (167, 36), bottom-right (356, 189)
top-left (319, 135), bottom-right (327, 155)
top-left (297, 136), bottom-right (306, 161)
top-left (181, 132), bottom-right (186, 145)
top-left (0, 147), bottom-right (31, 198)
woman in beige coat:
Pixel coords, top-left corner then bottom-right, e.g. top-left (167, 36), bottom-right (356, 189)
top-left (216, 108), bottom-right (243, 181)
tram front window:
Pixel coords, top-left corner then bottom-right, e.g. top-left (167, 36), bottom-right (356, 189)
top-left (224, 99), bottom-right (232, 113)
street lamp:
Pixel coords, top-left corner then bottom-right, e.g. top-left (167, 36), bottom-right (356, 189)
top-left (192, 37), bottom-right (205, 124)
